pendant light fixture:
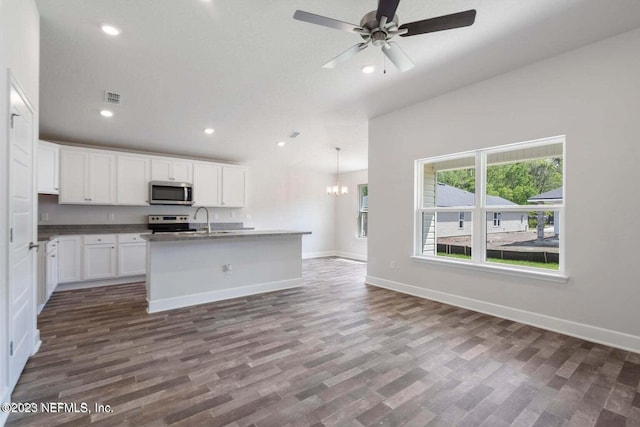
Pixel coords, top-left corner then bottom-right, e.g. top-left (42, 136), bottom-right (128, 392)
top-left (327, 147), bottom-right (348, 196)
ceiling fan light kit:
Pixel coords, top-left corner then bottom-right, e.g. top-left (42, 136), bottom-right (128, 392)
top-left (293, 0), bottom-right (476, 72)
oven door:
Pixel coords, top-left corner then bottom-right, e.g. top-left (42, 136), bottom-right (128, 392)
top-left (149, 182), bottom-right (194, 205)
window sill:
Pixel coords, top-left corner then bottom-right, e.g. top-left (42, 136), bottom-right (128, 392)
top-left (410, 255), bottom-right (568, 283)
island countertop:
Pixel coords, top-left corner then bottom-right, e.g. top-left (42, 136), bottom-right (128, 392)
top-left (141, 229), bottom-right (311, 242)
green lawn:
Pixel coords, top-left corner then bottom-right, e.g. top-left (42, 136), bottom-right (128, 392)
top-left (437, 252), bottom-right (559, 270)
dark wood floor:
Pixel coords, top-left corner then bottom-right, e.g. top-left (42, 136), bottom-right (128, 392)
top-left (8, 258), bottom-right (640, 426)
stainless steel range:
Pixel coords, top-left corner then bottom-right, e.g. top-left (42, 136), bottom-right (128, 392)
top-left (147, 215), bottom-right (196, 233)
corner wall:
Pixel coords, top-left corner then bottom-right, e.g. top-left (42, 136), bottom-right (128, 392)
top-left (368, 28), bottom-right (640, 352)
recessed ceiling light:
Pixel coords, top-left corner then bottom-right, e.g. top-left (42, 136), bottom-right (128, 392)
top-left (100, 109), bottom-right (113, 118)
top-left (362, 65), bottom-right (375, 74)
top-left (204, 128), bottom-right (215, 135)
top-left (101, 24), bottom-right (121, 36)
top-left (277, 141), bottom-right (286, 147)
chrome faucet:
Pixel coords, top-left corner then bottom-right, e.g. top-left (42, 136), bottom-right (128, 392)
top-left (194, 206), bottom-right (211, 233)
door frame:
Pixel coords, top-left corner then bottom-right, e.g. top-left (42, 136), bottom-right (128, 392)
top-left (4, 70), bottom-right (40, 394)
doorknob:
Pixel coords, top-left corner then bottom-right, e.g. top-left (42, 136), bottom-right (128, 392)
top-left (29, 242), bottom-right (40, 251)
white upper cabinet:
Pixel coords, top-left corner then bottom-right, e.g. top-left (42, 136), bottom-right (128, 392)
top-left (117, 154), bottom-right (150, 205)
top-left (57, 144), bottom-right (245, 207)
top-left (193, 162), bottom-right (221, 207)
top-left (222, 166), bottom-right (246, 207)
top-left (60, 148), bottom-right (116, 204)
top-left (37, 140), bottom-right (60, 194)
top-left (151, 157), bottom-right (193, 183)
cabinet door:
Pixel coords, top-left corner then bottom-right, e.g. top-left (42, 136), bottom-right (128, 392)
top-left (118, 243), bottom-right (146, 276)
top-left (37, 141), bottom-right (59, 194)
top-left (193, 162), bottom-right (221, 206)
top-left (151, 158), bottom-right (172, 181)
top-left (172, 161), bottom-right (193, 183)
top-left (84, 244), bottom-right (117, 280)
top-left (59, 149), bottom-right (88, 203)
top-left (58, 236), bottom-right (82, 283)
top-left (222, 166), bottom-right (246, 207)
top-left (117, 154), bottom-right (150, 205)
top-left (88, 152), bottom-right (116, 204)
top-left (46, 248), bottom-right (58, 300)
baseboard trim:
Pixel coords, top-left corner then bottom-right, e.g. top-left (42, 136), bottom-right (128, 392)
top-left (147, 278), bottom-right (303, 313)
top-left (302, 251), bottom-right (336, 259)
top-left (334, 251), bottom-right (367, 262)
top-left (56, 275), bottom-right (145, 291)
top-left (366, 275), bottom-right (640, 354)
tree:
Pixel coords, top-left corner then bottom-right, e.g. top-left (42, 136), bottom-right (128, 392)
top-left (437, 158), bottom-right (562, 205)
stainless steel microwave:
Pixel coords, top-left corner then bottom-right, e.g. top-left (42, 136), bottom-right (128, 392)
top-left (149, 181), bottom-right (194, 205)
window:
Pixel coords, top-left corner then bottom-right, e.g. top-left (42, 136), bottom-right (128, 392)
top-left (415, 136), bottom-right (564, 274)
top-left (493, 212), bottom-right (501, 227)
top-left (358, 184), bottom-right (368, 238)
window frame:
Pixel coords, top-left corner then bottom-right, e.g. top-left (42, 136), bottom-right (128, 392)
top-left (413, 136), bottom-right (566, 281)
top-left (357, 183), bottom-right (368, 238)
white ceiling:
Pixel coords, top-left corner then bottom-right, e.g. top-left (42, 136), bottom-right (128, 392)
top-left (36, 0), bottom-right (640, 173)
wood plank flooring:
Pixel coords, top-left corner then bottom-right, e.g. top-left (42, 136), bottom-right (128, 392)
top-left (7, 258), bottom-right (640, 426)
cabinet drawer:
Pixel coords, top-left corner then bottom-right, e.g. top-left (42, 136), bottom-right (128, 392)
top-left (118, 233), bottom-right (145, 243)
top-left (84, 234), bottom-right (116, 245)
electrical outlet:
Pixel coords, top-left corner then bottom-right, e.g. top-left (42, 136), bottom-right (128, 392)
top-left (245, 214), bottom-right (251, 220)
top-left (108, 213), bottom-right (115, 221)
top-left (390, 260), bottom-right (396, 269)
top-left (223, 264), bottom-right (232, 275)
top-left (230, 211), bottom-right (237, 218)
top-left (40, 213), bottom-right (49, 221)
top-left (213, 213), bottom-right (219, 220)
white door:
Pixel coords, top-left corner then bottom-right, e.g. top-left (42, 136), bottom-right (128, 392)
top-left (8, 80), bottom-right (37, 390)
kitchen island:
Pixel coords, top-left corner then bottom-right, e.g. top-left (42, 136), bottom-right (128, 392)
top-left (141, 230), bottom-right (311, 313)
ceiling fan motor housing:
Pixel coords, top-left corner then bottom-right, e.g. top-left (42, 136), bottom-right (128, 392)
top-left (359, 10), bottom-right (399, 44)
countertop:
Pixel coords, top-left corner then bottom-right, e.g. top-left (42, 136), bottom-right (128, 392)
top-left (141, 230), bottom-right (311, 242)
top-left (38, 223), bottom-right (252, 241)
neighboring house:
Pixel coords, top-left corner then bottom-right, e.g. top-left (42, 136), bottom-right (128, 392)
top-left (528, 186), bottom-right (563, 236)
top-left (436, 183), bottom-right (528, 237)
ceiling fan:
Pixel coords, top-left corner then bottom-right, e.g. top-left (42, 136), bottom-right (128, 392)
top-left (293, 0), bottom-right (476, 72)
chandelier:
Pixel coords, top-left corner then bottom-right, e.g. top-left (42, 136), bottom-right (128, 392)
top-left (327, 147), bottom-right (348, 196)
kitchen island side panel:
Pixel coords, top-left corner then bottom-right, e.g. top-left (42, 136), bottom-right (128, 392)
top-left (146, 235), bottom-right (303, 312)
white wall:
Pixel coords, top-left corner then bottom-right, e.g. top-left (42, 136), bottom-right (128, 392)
top-left (368, 28), bottom-right (640, 352)
top-left (335, 169), bottom-right (368, 261)
top-left (38, 160), bottom-right (336, 259)
top-left (0, 0), bottom-right (40, 423)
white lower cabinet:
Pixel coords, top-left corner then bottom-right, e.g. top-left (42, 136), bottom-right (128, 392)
top-left (118, 234), bottom-right (146, 276)
top-left (56, 233), bottom-right (146, 285)
top-left (58, 235), bottom-right (83, 283)
top-left (45, 240), bottom-right (59, 300)
top-left (84, 235), bottom-right (117, 280)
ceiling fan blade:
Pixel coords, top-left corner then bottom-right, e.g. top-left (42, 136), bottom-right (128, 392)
top-left (376, 0), bottom-right (401, 22)
top-left (399, 9), bottom-right (476, 37)
top-left (322, 43), bottom-right (369, 69)
top-left (293, 10), bottom-right (363, 33)
top-left (382, 41), bottom-right (414, 72)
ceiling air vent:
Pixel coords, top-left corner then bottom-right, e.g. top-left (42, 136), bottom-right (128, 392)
top-left (104, 90), bottom-right (122, 105)
top-left (288, 130), bottom-right (300, 139)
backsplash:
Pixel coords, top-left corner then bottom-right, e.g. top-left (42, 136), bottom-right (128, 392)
top-left (38, 194), bottom-right (248, 225)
